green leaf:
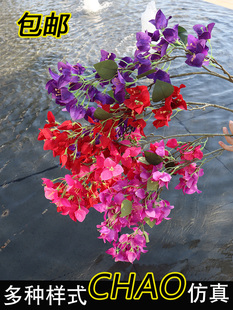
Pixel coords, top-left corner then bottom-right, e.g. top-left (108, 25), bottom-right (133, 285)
top-left (94, 107), bottom-right (113, 120)
top-left (144, 217), bottom-right (156, 228)
top-left (136, 68), bottom-right (157, 79)
top-left (144, 151), bottom-right (163, 166)
top-left (147, 180), bottom-right (159, 192)
top-left (178, 26), bottom-right (188, 45)
top-left (138, 156), bottom-right (150, 165)
top-left (107, 89), bottom-right (115, 99)
top-left (152, 79), bottom-right (174, 102)
top-left (120, 199), bottom-right (132, 217)
top-left (94, 59), bottom-right (118, 80)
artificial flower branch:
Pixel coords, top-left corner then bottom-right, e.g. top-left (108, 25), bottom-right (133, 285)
top-left (38, 9), bottom-right (232, 263)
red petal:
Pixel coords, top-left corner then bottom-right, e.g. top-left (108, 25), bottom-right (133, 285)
top-left (47, 111), bottom-right (55, 123)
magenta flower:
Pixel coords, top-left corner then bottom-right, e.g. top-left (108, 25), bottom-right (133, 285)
top-left (106, 229), bottom-right (148, 263)
top-left (175, 166), bottom-right (204, 194)
top-left (97, 224), bottom-right (118, 243)
top-left (42, 178), bottom-right (58, 201)
top-left (100, 158), bottom-right (124, 181)
top-left (152, 171), bottom-right (171, 189)
top-left (144, 199), bottom-right (174, 225)
top-left (150, 139), bottom-right (166, 157)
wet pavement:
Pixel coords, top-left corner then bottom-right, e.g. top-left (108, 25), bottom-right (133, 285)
top-left (0, 0), bottom-right (233, 281)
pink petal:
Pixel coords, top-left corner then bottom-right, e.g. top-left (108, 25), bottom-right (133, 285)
top-left (93, 203), bottom-right (106, 213)
top-left (135, 188), bottom-right (146, 199)
top-left (42, 178), bottom-right (54, 187)
top-left (101, 169), bottom-right (113, 180)
top-left (104, 157), bottom-right (116, 168)
top-left (65, 174), bottom-right (74, 186)
top-left (160, 173), bottom-right (171, 182)
top-left (75, 208), bottom-right (88, 222)
top-left (126, 251), bottom-right (137, 263)
top-left (112, 164), bottom-right (124, 177)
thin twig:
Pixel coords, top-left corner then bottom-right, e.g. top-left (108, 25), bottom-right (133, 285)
top-left (143, 133), bottom-right (233, 143)
top-left (170, 70), bottom-right (231, 82)
top-left (187, 102), bottom-right (233, 113)
top-left (211, 58), bottom-right (233, 81)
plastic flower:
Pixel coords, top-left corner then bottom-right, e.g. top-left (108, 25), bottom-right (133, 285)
top-left (152, 171), bottom-right (171, 189)
top-left (185, 35), bottom-right (210, 67)
top-left (124, 85), bottom-right (150, 114)
top-left (65, 99), bottom-right (87, 120)
top-left (152, 84), bottom-right (186, 128)
top-left (151, 38), bottom-right (169, 61)
top-left (166, 138), bottom-right (178, 148)
top-left (145, 199), bottom-right (174, 225)
top-left (149, 9), bottom-right (172, 30)
top-left (193, 23), bottom-right (215, 40)
top-left (175, 164), bottom-right (204, 194)
top-left (135, 31), bottom-right (152, 53)
top-left (100, 49), bottom-right (116, 61)
top-left (46, 68), bottom-right (74, 106)
top-left (135, 52), bottom-right (152, 76)
top-left (38, 11), bottom-right (222, 264)
top-left (97, 225), bottom-right (118, 243)
top-left (152, 100), bottom-right (172, 128)
top-left (150, 139), bottom-right (167, 157)
top-left (180, 144), bottom-right (203, 161)
top-left (163, 24), bottom-right (179, 43)
top-left (57, 61), bottom-right (85, 77)
top-left (100, 158), bottom-right (124, 181)
top-left (111, 71), bottom-right (132, 103)
top-left (106, 229), bottom-right (148, 263)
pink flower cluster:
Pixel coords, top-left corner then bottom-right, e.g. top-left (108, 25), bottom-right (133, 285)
top-left (92, 139), bottom-right (203, 262)
top-left (39, 110), bottom-right (204, 263)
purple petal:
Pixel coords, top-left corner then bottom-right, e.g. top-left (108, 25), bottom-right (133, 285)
top-left (60, 88), bottom-right (74, 102)
top-left (57, 75), bottom-right (70, 88)
top-left (148, 30), bottom-right (160, 42)
top-left (49, 68), bottom-right (59, 81)
top-left (163, 27), bottom-right (178, 43)
top-left (70, 105), bottom-right (86, 120)
top-left (153, 69), bottom-right (171, 84)
top-left (185, 53), bottom-right (205, 67)
top-left (100, 50), bottom-right (116, 61)
top-left (152, 9), bottom-right (172, 30)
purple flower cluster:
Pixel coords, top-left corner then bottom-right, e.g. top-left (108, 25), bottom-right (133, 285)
top-left (134, 9), bottom-right (215, 76)
top-left (134, 9), bottom-right (176, 83)
top-left (45, 9), bottom-right (215, 122)
top-left (185, 23), bottom-right (215, 67)
top-left (45, 50), bottom-right (137, 120)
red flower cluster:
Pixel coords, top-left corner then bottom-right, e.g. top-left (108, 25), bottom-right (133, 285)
top-left (38, 98), bottom-right (148, 223)
top-left (152, 84), bottom-right (187, 128)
